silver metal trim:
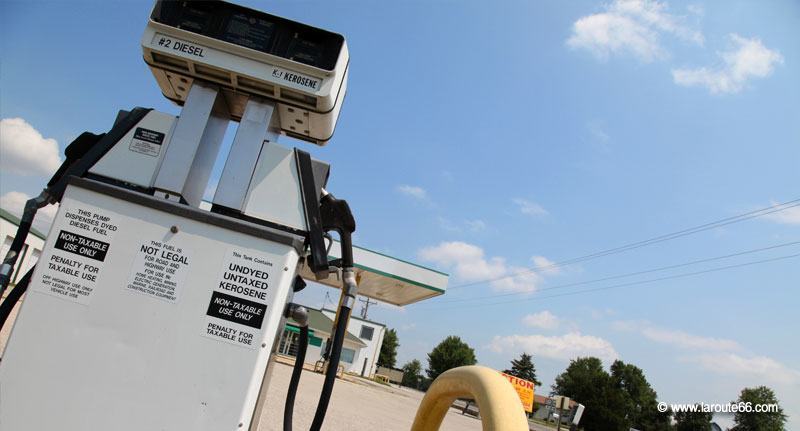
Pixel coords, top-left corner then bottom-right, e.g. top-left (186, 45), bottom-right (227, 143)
top-left (153, 82), bottom-right (230, 207)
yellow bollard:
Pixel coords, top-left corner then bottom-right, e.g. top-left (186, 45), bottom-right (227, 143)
top-left (410, 365), bottom-right (529, 431)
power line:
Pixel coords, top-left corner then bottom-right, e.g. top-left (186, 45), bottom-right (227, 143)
top-left (434, 252), bottom-right (800, 311)
top-left (428, 240), bottom-right (800, 305)
top-left (450, 198), bottom-right (800, 289)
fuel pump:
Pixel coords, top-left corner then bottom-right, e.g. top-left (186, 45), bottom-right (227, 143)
top-left (0, 1), bottom-right (357, 430)
top-left (1, 2), bottom-right (453, 430)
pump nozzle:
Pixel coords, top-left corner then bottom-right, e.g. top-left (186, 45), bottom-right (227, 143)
top-left (319, 192), bottom-right (355, 269)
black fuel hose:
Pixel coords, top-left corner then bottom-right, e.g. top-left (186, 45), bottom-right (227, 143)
top-left (304, 194), bottom-right (357, 431)
top-left (283, 324), bottom-right (309, 431)
top-left (0, 266), bottom-right (33, 331)
top-left (0, 198), bottom-right (42, 297)
top-left (309, 301), bottom-right (352, 431)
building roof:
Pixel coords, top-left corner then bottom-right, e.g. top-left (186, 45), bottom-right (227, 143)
top-left (296, 239), bottom-right (448, 306)
top-left (533, 394), bottom-right (578, 408)
top-left (0, 207), bottom-right (47, 240)
top-left (321, 307), bottom-right (386, 328)
top-left (288, 307), bottom-right (366, 348)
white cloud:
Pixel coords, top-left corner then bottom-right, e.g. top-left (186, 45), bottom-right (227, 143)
top-left (396, 184), bottom-right (428, 200)
top-left (522, 311), bottom-right (561, 330)
top-left (569, 11), bottom-right (663, 61)
top-left (0, 118), bottom-right (63, 177)
top-left (437, 216), bottom-right (460, 232)
top-left (640, 327), bottom-right (740, 351)
top-left (690, 353), bottom-right (800, 385)
top-left (490, 332), bottom-right (619, 363)
top-left (587, 120), bottom-right (611, 143)
top-left (611, 320), bottom-right (638, 331)
top-left (401, 323), bottom-right (417, 331)
top-left (418, 241), bottom-right (550, 293)
top-left (490, 266), bottom-right (543, 294)
top-left (513, 198), bottom-right (548, 217)
top-left (589, 308), bottom-right (617, 319)
top-left (686, 4), bottom-right (704, 17)
top-left (672, 34), bottom-right (783, 94)
top-left (567, 0), bottom-right (703, 62)
top-left (0, 191), bottom-right (58, 234)
top-left (1, 191), bottom-right (31, 216)
top-left (613, 320), bottom-right (741, 351)
top-left (763, 201), bottom-right (800, 225)
top-left (465, 219), bottom-right (487, 232)
top-left (419, 241), bottom-right (504, 280)
top-left (532, 255), bottom-right (561, 276)
top-left (438, 217), bottom-right (488, 233)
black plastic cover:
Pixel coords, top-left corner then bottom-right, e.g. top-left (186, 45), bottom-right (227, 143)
top-left (151, 0), bottom-right (344, 71)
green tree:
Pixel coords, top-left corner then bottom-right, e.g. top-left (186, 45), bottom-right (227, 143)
top-left (732, 386), bottom-right (786, 431)
top-left (377, 328), bottom-right (399, 368)
top-left (610, 360), bottom-right (672, 431)
top-left (503, 352), bottom-right (541, 386)
top-left (552, 357), bottom-right (629, 431)
top-left (674, 405), bottom-right (712, 431)
top-left (426, 335), bottom-right (477, 381)
top-left (401, 359), bottom-right (423, 389)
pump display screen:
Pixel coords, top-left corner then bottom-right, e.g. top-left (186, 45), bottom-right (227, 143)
top-left (151, 0), bottom-right (343, 71)
top-left (173, 4), bottom-right (214, 34)
top-left (222, 12), bottom-right (275, 51)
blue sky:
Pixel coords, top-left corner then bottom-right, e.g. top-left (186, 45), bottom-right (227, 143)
top-left (2, 0), bottom-right (798, 427)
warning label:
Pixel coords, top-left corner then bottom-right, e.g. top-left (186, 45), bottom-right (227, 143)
top-left (126, 239), bottom-right (191, 303)
top-left (206, 291), bottom-right (266, 329)
top-left (203, 248), bottom-right (276, 349)
top-left (62, 207), bottom-right (118, 238)
top-left (54, 230), bottom-right (109, 261)
top-left (36, 207), bottom-right (118, 305)
top-left (129, 127), bottom-right (165, 157)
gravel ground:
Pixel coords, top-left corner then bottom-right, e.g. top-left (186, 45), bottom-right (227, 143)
top-left (256, 362), bottom-right (484, 431)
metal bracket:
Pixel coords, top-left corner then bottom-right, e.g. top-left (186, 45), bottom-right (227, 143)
top-left (214, 96), bottom-right (280, 211)
top-left (154, 81), bottom-right (229, 207)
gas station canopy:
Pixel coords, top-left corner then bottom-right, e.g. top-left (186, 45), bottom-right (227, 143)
top-left (298, 240), bottom-right (448, 306)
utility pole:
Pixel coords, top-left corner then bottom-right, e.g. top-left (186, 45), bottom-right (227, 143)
top-left (554, 395), bottom-right (570, 431)
top-left (322, 291), bottom-right (333, 310)
top-left (359, 297), bottom-right (377, 319)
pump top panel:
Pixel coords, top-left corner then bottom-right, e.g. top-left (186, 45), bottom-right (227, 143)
top-left (142, 0), bottom-right (349, 145)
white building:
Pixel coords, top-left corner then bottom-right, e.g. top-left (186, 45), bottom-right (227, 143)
top-left (277, 305), bottom-right (386, 377)
top-left (322, 308), bottom-right (386, 377)
top-left (0, 208), bottom-right (46, 287)
top-left (278, 308), bottom-right (367, 373)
